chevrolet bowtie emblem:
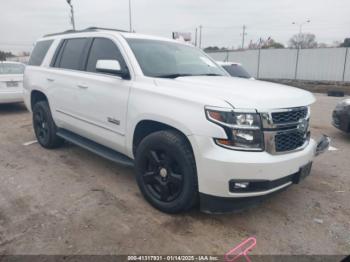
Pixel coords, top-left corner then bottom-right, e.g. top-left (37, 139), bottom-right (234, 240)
top-left (297, 119), bottom-right (308, 133)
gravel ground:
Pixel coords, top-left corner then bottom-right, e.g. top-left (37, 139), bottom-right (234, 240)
top-left (0, 93), bottom-right (349, 256)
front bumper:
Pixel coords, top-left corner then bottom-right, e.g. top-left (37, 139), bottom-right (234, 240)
top-left (200, 162), bottom-right (313, 214)
top-left (188, 135), bottom-right (329, 213)
top-left (0, 90), bottom-right (23, 104)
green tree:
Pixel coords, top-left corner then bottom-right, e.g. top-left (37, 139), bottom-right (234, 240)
top-left (261, 38), bottom-right (285, 49)
top-left (203, 46), bottom-right (228, 52)
top-left (0, 51), bottom-right (15, 61)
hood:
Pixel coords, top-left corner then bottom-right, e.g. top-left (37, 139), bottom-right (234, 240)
top-left (156, 76), bottom-right (315, 110)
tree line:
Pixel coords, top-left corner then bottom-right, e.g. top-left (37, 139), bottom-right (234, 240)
top-left (204, 34), bottom-right (350, 52)
top-left (0, 51), bottom-right (15, 61)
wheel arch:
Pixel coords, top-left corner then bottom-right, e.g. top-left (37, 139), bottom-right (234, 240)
top-left (30, 90), bottom-right (48, 110)
top-left (131, 119), bottom-right (194, 157)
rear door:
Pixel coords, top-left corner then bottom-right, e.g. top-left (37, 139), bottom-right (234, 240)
top-left (48, 38), bottom-right (92, 132)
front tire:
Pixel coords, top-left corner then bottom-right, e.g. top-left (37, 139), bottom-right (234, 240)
top-left (135, 130), bottom-right (198, 214)
top-left (32, 101), bottom-right (64, 149)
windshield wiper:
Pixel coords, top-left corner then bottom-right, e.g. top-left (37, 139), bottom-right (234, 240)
top-left (196, 73), bottom-right (224, 76)
top-left (236, 75), bottom-right (250, 79)
top-left (155, 73), bottom-right (194, 79)
top-left (155, 73), bottom-right (224, 79)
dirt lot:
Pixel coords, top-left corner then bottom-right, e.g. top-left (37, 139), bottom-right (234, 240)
top-left (0, 93), bottom-right (349, 256)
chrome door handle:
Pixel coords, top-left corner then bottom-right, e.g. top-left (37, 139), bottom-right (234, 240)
top-left (47, 78), bottom-right (55, 82)
top-left (77, 84), bottom-right (88, 89)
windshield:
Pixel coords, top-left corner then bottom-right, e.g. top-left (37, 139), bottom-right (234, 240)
top-left (222, 64), bottom-right (251, 79)
top-left (126, 39), bottom-right (226, 78)
top-left (0, 63), bottom-right (25, 75)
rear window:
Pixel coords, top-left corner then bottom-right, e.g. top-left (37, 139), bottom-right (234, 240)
top-left (0, 63), bottom-right (25, 74)
top-left (28, 40), bottom-right (53, 66)
top-left (58, 38), bottom-right (89, 70)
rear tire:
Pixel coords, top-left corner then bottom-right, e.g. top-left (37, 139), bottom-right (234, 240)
top-left (32, 101), bottom-right (64, 149)
top-left (135, 130), bottom-right (198, 213)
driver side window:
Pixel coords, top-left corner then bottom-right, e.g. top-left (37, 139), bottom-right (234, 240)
top-left (86, 38), bottom-right (127, 74)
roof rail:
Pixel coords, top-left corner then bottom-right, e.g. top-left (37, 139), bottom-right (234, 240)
top-left (44, 27), bottom-right (129, 37)
top-left (85, 27), bottom-right (128, 32)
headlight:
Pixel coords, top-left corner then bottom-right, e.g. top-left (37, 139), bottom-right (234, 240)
top-left (205, 107), bottom-right (264, 151)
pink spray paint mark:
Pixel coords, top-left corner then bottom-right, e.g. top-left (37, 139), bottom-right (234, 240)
top-left (224, 237), bottom-right (257, 262)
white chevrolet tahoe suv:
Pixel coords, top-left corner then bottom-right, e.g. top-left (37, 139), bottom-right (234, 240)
top-left (23, 27), bottom-right (329, 214)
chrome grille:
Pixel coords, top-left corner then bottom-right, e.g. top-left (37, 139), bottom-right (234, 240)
top-left (275, 131), bottom-right (306, 152)
top-left (261, 106), bottom-right (310, 154)
top-left (271, 107), bottom-right (308, 124)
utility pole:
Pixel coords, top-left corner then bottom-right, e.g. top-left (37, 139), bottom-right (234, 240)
top-left (241, 25), bottom-right (247, 49)
top-left (129, 0), bottom-right (133, 32)
top-left (199, 25), bottom-right (203, 48)
top-left (292, 19), bottom-right (310, 79)
top-left (66, 0), bottom-right (76, 30)
top-left (257, 37), bottom-right (262, 78)
top-left (194, 28), bottom-right (198, 47)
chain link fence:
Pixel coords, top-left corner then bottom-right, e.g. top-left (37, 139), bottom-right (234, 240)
top-left (207, 47), bottom-right (350, 82)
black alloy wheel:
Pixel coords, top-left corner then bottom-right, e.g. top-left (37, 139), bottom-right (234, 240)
top-left (142, 149), bottom-right (184, 202)
top-left (32, 101), bottom-right (64, 149)
top-left (135, 130), bottom-right (198, 213)
top-left (33, 107), bottom-right (49, 143)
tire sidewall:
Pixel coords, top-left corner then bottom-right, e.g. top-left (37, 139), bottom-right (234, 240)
top-left (33, 101), bottom-right (58, 148)
top-left (135, 131), bottom-right (197, 213)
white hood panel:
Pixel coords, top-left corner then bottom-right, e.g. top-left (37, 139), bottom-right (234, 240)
top-left (157, 76), bottom-right (315, 110)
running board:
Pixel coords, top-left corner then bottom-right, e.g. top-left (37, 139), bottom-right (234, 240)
top-left (56, 129), bottom-right (134, 167)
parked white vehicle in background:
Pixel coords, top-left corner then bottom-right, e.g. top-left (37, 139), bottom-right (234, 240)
top-left (0, 61), bottom-right (25, 104)
top-left (23, 27), bottom-right (330, 214)
top-left (216, 61), bottom-right (254, 80)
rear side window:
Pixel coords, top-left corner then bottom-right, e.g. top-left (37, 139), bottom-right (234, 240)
top-left (86, 38), bottom-right (127, 73)
top-left (59, 38), bottom-right (89, 70)
top-left (28, 40), bottom-right (53, 66)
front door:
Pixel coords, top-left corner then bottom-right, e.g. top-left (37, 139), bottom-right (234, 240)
top-left (74, 37), bottom-right (132, 154)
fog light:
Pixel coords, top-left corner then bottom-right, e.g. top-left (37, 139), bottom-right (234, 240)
top-left (233, 182), bottom-right (250, 189)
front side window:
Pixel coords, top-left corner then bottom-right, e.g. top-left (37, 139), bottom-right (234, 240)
top-left (86, 38), bottom-right (127, 73)
top-left (0, 63), bottom-right (25, 74)
top-left (126, 38), bottom-right (226, 78)
top-left (59, 38), bottom-right (88, 70)
top-left (28, 40), bottom-right (53, 66)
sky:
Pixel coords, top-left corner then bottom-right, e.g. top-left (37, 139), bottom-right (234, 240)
top-left (0, 0), bottom-right (349, 53)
